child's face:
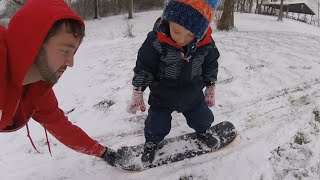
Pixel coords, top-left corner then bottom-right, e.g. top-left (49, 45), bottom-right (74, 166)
top-left (169, 22), bottom-right (195, 47)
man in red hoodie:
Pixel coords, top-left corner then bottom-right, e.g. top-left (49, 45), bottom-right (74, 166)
top-left (0, 0), bottom-right (117, 166)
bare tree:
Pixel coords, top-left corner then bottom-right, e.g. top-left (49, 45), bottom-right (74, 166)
top-left (248, 0), bottom-right (254, 13)
top-left (128, 0), bottom-right (133, 19)
top-left (277, 0), bottom-right (284, 21)
top-left (125, 18), bottom-right (134, 37)
top-left (317, 0), bottom-right (320, 27)
top-left (241, 0), bottom-right (246, 12)
top-left (255, 0), bottom-right (266, 14)
top-left (236, 0), bottom-right (240, 12)
top-left (311, 0), bottom-right (320, 26)
top-left (11, 0), bottom-right (24, 6)
top-left (94, 0), bottom-right (99, 19)
top-left (217, 0), bottom-right (235, 30)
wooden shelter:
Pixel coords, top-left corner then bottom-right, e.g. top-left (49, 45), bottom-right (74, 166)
top-left (263, 2), bottom-right (316, 15)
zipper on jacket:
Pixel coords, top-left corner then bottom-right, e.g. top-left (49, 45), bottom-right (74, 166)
top-left (177, 52), bottom-right (187, 112)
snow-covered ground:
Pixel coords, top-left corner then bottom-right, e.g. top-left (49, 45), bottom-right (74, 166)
top-left (1, 11), bottom-right (320, 180)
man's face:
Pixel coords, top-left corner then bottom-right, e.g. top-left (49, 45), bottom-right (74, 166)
top-left (34, 23), bottom-right (81, 85)
top-left (169, 21), bottom-right (195, 47)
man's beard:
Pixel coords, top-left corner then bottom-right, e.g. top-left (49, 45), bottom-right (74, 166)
top-left (34, 47), bottom-right (60, 85)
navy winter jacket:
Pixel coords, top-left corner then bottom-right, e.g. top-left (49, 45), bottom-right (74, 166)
top-left (132, 24), bottom-right (220, 112)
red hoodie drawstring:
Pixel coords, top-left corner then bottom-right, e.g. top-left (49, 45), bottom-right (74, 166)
top-left (44, 127), bottom-right (52, 156)
top-left (26, 123), bottom-right (40, 153)
top-left (26, 123), bottom-right (52, 156)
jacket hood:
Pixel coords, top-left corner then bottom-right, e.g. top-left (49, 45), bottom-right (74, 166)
top-left (6, 0), bottom-right (84, 89)
top-left (0, 25), bottom-right (7, 112)
top-left (154, 17), bottom-right (213, 55)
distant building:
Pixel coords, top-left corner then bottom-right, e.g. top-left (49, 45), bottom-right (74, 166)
top-left (263, 1), bottom-right (316, 15)
top-left (262, 0), bottom-right (319, 25)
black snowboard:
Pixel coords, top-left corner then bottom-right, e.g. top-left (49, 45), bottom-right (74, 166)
top-left (115, 121), bottom-right (237, 171)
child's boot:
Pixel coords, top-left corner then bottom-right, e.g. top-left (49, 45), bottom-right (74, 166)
top-left (141, 141), bottom-right (159, 164)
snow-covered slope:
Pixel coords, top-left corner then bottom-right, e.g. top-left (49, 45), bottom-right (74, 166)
top-left (1, 11), bottom-right (320, 180)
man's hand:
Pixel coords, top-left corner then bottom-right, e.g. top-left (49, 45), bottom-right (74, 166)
top-left (100, 147), bottom-right (119, 167)
top-left (127, 89), bottom-right (146, 114)
top-left (205, 84), bottom-right (215, 107)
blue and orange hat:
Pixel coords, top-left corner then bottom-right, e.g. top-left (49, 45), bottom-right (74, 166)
top-left (162, 0), bottom-right (220, 40)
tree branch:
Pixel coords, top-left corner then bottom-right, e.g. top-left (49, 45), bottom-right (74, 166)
top-left (11, 0), bottom-right (24, 6)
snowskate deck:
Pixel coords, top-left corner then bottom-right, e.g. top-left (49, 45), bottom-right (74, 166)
top-left (115, 121), bottom-right (237, 171)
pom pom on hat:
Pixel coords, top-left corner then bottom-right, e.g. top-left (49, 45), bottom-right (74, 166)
top-left (205, 0), bottom-right (221, 9)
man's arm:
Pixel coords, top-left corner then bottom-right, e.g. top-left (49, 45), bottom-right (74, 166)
top-left (32, 88), bottom-right (106, 157)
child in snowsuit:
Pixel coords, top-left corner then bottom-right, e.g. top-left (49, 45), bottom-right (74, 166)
top-left (128, 0), bottom-right (221, 163)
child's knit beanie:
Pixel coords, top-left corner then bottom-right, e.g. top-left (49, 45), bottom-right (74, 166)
top-left (162, 0), bottom-right (220, 39)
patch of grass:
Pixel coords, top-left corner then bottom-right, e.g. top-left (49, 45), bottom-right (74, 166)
top-left (94, 100), bottom-right (115, 110)
top-left (179, 175), bottom-right (193, 180)
top-left (290, 95), bottom-right (310, 106)
top-left (313, 110), bottom-right (320, 123)
top-left (294, 132), bottom-right (310, 145)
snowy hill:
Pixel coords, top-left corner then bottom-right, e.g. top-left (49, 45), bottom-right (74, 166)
top-left (1, 11), bottom-right (320, 180)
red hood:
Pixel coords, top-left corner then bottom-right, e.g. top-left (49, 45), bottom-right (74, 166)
top-left (6, 0), bottom-right (85, 89)
top-left (0, 0), bottom-right (84, 130)
top-left (0, 25), bottom-right (7, 113)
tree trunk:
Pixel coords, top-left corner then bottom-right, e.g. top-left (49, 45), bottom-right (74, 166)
top-left (115, 0), bottom-right (119, 14)
top-left (128, 0), bottom-right (133, 19)
top-left (255, 0), bottom-right (265, 14)
top-left (94, 0), bottom-right (99, 19)
top-left (277, 0), bottom-right (284, 21)
top-left (318, 2), bottom-right (320, 27)
top-left (236, 0), bottom-right (240, 12)
top-left (255, 0), bottom-right (259, 13)
top-left (11, 0), bottom-right (24, 6)
top-left (241, 0), bottom-right (246, 13)
top-left (217, 0), bottom-right (235, 30)
top-left (248, 0), bottom-right (254, 13)
top-left (231, 9), bottom-right (234, 27)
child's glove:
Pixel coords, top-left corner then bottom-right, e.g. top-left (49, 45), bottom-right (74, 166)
top-left (127, 89), bottom-right (146, 114)
top-left (100, 147), bottom-right (119, 167)
top-left (205, 84), bottom-right (215, 107)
